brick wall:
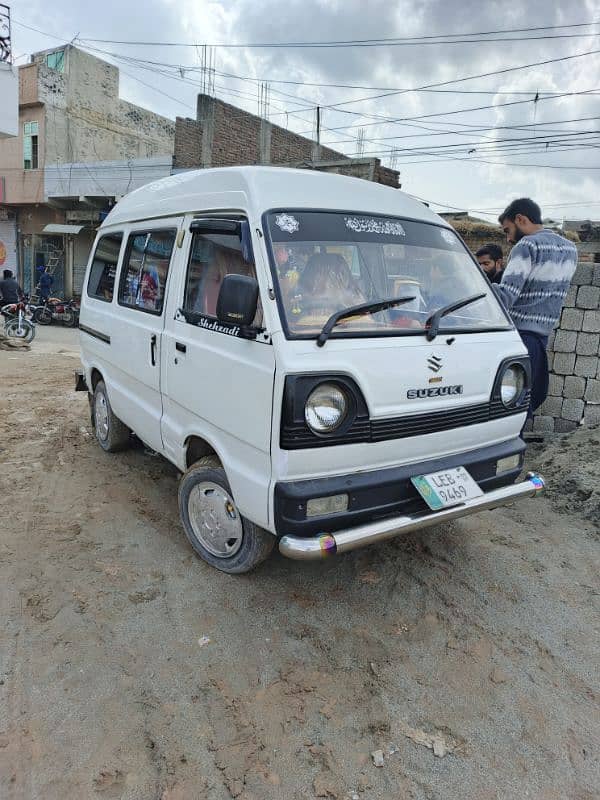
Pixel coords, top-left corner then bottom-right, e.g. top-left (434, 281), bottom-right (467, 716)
top-left (212, 100), bottom-right (262, 166)
top-left (173, 118), bottom-right (202, 169)
top-left (269, 123), bottom-right (342, 164)
top-left (175, 96), bottom-right (345, 169)
top-left (174, 95), bottom-right (400, 187)
top-left (276, 158), bottom-right (400, 187)
top-left (534, 259), bottom-right (600, 432)
top-left (374, 163), bottom-right (402, 188)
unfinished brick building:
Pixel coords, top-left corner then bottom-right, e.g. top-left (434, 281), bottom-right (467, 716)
top-left (174, 94), bottom-right (400, 188)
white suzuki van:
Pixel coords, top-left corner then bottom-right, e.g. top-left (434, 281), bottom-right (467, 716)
top-left (78, 167), bottom-right (544, 573)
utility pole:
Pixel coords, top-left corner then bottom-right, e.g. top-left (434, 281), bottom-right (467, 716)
top-left (316, 106), bottom-right (321, 146)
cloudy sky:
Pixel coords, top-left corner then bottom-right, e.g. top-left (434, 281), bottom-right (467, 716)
top-left (9, 0), bottom-right (600, 222)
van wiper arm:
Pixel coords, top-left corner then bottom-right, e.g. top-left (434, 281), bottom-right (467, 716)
top-left (425, 293), bottom-right (486, 341)
top-left (316, 296), bottom-right (416, 348)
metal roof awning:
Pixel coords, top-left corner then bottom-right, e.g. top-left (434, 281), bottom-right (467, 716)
top-left (42, 224), bottom-right (85, 234)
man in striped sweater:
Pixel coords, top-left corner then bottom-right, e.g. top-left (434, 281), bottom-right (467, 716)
top-left (496, 198), bottom-right (578, 418)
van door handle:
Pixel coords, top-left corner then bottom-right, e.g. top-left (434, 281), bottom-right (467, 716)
top-left (175, 341), bottom-right (186, 353)
top-left (150, 334), bottom-right (157, 366)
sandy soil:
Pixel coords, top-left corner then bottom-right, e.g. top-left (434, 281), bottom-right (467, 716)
top-left (1, 328), bottom-right (598, 800)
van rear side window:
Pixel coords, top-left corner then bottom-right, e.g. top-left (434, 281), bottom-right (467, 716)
top-left (118, 230), bottom-right (176, 315)
top-left (87, 232), bottom-right (123, 302)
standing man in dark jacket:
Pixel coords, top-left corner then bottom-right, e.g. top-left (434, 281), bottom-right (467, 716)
top-left (496, 198), bottom-right (577, 418)
top-left (38, 266), bottom-right (53, 301)
top-left (0, 269), bottom-right (23, 305)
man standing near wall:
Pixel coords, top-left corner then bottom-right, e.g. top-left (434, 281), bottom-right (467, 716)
top-left (475, 243), bottom-right (504, 284)
top-left (496, 198), bottom-right (578, 419)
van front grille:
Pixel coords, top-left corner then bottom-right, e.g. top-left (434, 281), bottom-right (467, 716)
top-left (280, 394), bottom-right (529, 450)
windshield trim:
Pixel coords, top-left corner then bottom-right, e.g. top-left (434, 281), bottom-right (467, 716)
top-left (262, 207), bottom-right (514, 341)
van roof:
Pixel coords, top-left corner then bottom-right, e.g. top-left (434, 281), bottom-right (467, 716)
top-left (103, 166), bottom-right (448, 228)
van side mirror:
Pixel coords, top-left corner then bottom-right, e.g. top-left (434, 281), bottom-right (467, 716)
top-left (216, 274), bottom-right (259, 327)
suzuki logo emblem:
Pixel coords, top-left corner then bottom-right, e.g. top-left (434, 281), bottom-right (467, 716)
top-left (427, 354), bottom-right (443, 373)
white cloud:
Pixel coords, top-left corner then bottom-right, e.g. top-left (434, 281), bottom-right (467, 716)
top-left (10, 0), bottom-right (600, 220)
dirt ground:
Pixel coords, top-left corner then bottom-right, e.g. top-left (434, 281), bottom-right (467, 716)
top-left (1, 328), bottom-right (599, 800)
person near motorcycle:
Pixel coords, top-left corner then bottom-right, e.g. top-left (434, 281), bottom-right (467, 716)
top-left (0, 269), bottom-right (23, 305)
top-left (1, 270), bottom-right (35, 343)
top-left (37, 265), bottom-right (53, 301)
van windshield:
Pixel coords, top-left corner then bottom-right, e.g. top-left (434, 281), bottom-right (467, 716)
top-left (266, 211), bottom-right (510, 338)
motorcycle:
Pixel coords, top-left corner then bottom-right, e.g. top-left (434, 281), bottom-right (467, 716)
top-left (32, 297), bottom-right (79, 327)
top-left (1, 300), bottom-right (36, 343)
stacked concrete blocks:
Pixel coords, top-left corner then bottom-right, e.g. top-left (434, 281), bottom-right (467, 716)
top-left (534, 259), bottom-right (600, 432)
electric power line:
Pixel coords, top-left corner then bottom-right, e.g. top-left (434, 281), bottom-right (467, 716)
top-left (59, 19), bottom-right (600, 47)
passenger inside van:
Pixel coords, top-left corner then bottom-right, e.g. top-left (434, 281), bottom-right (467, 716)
top-left (424, 251), bottom-right (465, 310)
top-left (187, 242), bottom-right (252, 317)
top-left (295, 252), bottom-right (365, 322)
top-left (194, 249), bottom-right (228, 316)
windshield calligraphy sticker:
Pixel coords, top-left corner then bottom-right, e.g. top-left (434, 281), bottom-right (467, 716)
top-left (344, 217), bottom-right (406, 236)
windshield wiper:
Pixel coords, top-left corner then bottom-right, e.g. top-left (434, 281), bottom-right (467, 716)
top-left (425, 293), bottom-right (486, 341)
top-left (316, 296), bottom-right (416, 347)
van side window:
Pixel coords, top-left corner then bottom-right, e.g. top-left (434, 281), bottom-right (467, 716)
top-left (118, 230), bottom-right (176, 315)
top-left (87, 232), bottom-right (123, 302)
top-left (183, 231), bottom-right (261, 324)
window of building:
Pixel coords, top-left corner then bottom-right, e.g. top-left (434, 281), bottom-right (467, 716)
top-left (183, 230), bottom-right (262, 325)
top-left (118, 230), bottom-right (176, 315)
top-left (23, 121), bottom-right (39, 170)
top-left (87, 233), bottom-right (123, 302)
top-left (46, 50), bottom-right (65, 72)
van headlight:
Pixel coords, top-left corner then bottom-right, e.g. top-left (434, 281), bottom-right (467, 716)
top-left (305, 383), bottom-right (348, 433)
top-left (500, 363), bottom-right (527, 407)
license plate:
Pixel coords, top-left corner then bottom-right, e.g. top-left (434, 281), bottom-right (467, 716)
top-left (411, 466), bottom-right (483, 511)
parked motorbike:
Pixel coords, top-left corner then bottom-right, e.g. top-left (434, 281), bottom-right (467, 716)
top-left (1, 300), bottom-right (36, 342)
top-left (32, 297), bottom-right (79, 327)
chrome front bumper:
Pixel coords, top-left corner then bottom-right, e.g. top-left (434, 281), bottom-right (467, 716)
top-left (278, 472), bottom-right (545, 560)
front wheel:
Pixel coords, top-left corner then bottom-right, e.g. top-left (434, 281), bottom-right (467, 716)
top-left (5, 318), bottom-right (36, 343)
top-left (179, 456), bottom-right (275, 573)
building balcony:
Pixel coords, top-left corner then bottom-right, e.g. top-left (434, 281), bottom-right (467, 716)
top-left (18, 63), bottom-right (40, 107)
top-left (0, 169), bottom-right (45, 204)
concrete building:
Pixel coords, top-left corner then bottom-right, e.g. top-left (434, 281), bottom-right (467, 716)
top-left (0, 4), bottom-right (18, 278)
top-left (0, 4), bottom-right (17, 140)
top-left (0, 60), bottom-right (17, 140)
top-left (174, 94), bottom-right (400, 188)
top-left (0, 44), bottom-right (174, 296)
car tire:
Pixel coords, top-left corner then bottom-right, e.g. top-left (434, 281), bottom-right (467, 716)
top-left (179, 456), bottom-right (275, 573)
top-left (92, 379), bottom-right (130, 452)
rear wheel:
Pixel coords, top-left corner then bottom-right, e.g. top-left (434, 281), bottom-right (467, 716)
top-left (62, 309), bottom-right (77, 327)
top-left (92, 379), bottom-right (130, 452)
top-left (33, 307), bottom-right (52, 325)
top-left (5, 318), bottom-right (36, 343)
top-left (67, 311), bottom-right (79, 328)
top-left (179, 456), bottom-right (275, 573)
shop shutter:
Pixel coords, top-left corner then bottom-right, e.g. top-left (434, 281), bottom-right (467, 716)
top-left (0, 219), bottom-right (18, 275)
